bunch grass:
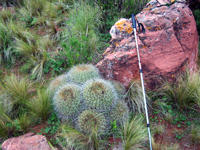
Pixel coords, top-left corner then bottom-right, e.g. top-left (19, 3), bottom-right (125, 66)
top-left (27, 89), bottom-right (52, 121)
top-left (120, 115), bottom-right (148, 150)
top-left (56, 124), bottom-right (104, 150)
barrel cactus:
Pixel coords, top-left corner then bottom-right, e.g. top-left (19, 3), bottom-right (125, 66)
top-left (77, 110), bottom-right (106, 134)
top-left (82, 78), bottom-right (118, 111)
top-left (68, 64), bottom-right (100, 83)
top-left (53, 83), bottom-right (82, 121)
top-left (111, 80), bottom-right (126, 96)
top-left (110, 100), bottom-right (129, 123)
top-left (48, 74), bottom-right (69, 98)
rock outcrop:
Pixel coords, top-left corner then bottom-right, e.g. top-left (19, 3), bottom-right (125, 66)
top-left (96, 0), bottom-right (199, 89)
top-left (1, 133), bottom-right (55, 150)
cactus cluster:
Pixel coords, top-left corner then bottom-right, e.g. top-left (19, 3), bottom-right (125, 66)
top-left (49, 64), bottom-right (129, 134)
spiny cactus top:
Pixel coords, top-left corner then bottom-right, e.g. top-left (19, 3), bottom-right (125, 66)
top-left (77, 110), bottom-right (106, 134)
top-left (68, 64), bottom-right (100, 83)
top-left (48, 74), bottom-right (69, 97)
top-left (82, 78), bottom-right (118, 111)
top-left (53, 83), bottom-right (82, 120)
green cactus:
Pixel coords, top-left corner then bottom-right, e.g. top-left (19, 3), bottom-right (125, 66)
top-left (77, 110), bottom-right (106, 134)
top-left (82, 79), bottom-right (118, 111)
top-left (110, 100), bottom-right (129, 123)
top-left (48, 74), bottom-right (69, 98)
top-left (111, 80), bottom-right (126, 96)
top-left (68, 64), bottom-right (100, 83)
top-left (53, 83), bottom-right (82, 121)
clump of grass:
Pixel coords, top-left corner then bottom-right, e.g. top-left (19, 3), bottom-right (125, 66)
top-left (190, 124), bottom-right (200, 144)
top-left (120, 115), bottom-right (148, 150)
top-left (61, 1), bottom-right (102, 66)
top-left (56, 123), bottom-right (105, 150)
top-left (0, 103), bottom-right (15, 139)
top-left (0, 9), bottom-right (13, 23)
top-left (165, 112), bottom-right (173, 124)
top-left (0, 74), bottom-right (33, 117)
top-left (18, 113), bottom-right (33, 132)
top-left (27, 89), bottom-right (52, 121)
top-left (126, 79), bottom-right (151, 113)
top-left (152, 124), bottom-right (165, 135)
top-left (151, 137), bottom-right (180, 150)
top-left (158, 70), bottom-right (200, 110)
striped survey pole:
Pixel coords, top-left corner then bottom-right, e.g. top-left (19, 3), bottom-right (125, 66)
top-left (131, 13), bottom-right (153, 150)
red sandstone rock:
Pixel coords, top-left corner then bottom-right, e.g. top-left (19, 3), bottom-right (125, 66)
top-left (1, 133), bottom-right (56, 150)
top-left (96, 0), bottom-right (199, 89)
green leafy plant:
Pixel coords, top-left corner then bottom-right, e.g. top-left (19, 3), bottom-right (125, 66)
top-left (175, 133), bottom-right (184, 140)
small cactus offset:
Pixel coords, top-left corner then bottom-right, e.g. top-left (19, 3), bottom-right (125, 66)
top-left (82, 78), bottom-right (118, 111)
top-left (77, 110), bottom-right (107, 134)
top-left (53, 83), bottom-right (82, 121)
top-left (48, 74), bottom-right (69, 98)
top-left (109, 100), bottom-right (129, 124)
top-left (67, 64), bottom-right (100, 84)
